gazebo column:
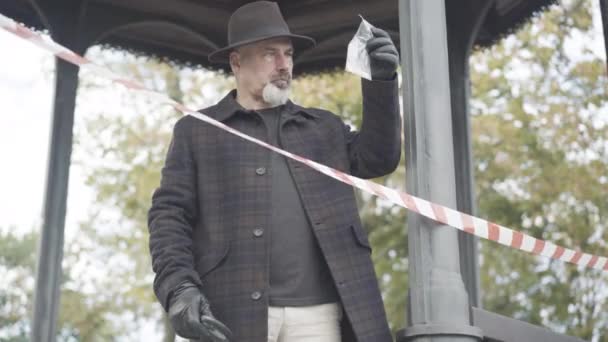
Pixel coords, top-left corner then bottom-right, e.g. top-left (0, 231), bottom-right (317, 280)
top-left (31, 2), bottom-right (86, 340)
top-left (396, 0), bottom-right (483, 340)
top-left (446, 0), bottom-right (495, 309)
top-left (600, 0), bottom-right (608, 74)
top-left (32, 53), bottom-right (80, 342)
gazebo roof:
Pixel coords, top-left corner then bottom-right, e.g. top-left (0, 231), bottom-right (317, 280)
top-left (2, 0), bottom-right (555, 74)
top-left (0, 0), bottom-right (554, 72)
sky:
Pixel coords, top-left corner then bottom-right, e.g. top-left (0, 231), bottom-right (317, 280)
top-left (0, 31), bottom-right (54, 233)
top-left (0, 27), bottom-right (168, 340)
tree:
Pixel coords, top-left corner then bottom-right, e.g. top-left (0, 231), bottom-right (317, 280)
top-left (470, 0), bottom-right (608, 339)
top-left (0, 228), bottom-right (121, 341)
top-left (74, 47), bottom-right (234, 339)
top-left (0, 228), bottom-right (37, 341)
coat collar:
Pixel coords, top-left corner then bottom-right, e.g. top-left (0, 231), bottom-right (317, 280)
top-left (200, 90), bottom-right (319, 122)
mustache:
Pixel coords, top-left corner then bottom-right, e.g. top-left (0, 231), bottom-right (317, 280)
top-left (271, 72), bottom-right (291, 82)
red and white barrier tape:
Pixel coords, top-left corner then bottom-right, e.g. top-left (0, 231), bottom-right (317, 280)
top-left (2, 14), bottom-right (606, 271)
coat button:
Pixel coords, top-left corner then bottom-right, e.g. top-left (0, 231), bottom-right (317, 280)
top-left (253, 228), bottom-right (264, 237)
top-left (251, 291), bottom-right (262, 300)
top-left (255, 167), bottom-right (266, 175)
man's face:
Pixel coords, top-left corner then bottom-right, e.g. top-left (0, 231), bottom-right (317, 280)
top-left (230, 37), bottom-right (294, 105)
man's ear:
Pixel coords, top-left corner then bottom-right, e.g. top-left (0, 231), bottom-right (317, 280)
top-left (229, 50), bottom-right (240, 73)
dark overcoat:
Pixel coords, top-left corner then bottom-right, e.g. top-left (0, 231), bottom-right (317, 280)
top-left (148, 78), bottom-right (401, 342)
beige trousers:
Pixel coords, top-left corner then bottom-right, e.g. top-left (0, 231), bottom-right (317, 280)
top-left (267, 303), bottom-right (342, 342)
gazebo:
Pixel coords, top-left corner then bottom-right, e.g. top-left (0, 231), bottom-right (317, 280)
top-left (1, 0), bottom-right (606, 341)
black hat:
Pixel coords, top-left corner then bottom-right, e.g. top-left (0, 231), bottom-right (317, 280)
top-left (208, 1), bottom-right (316, 63)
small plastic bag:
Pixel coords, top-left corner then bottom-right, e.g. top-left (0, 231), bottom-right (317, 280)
top-left (345, 15), bottom-right (375, 80)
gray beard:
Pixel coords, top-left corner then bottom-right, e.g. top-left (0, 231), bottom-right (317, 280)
top-left (262, 82), bottom-right (290, 107)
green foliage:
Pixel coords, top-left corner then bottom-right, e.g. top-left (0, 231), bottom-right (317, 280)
top-left (471, 0), bottom-right (608, 339)
top-left (71, 49), bottom-right (234, 339)
top-left (0, 229), bottom-right (38, 269)
top-left (0, 230), bottom-right (37, 340)
top-left (292, 71), bottom-right (363, 125)
top-left (0, 229), bottom-right (122, 340)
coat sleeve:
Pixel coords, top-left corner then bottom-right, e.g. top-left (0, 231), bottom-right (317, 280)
top-left (345, 77), bottom-right (402, 179)
top-left (148, 117), bottom-right (202, 312)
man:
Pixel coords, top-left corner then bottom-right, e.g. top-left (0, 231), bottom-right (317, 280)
top-left (148, 1), bottom-right (401, 341)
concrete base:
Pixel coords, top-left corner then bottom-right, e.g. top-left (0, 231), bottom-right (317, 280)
top-left (396, 324), bottom-right (483, 341)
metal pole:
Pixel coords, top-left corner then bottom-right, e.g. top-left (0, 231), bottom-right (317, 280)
top-left (396, 0), bottom-right (482, 340)
top-left (446, 0), bottom-right (496, 310)
top-left (600, 0), bottom-right (608, 75)
top-left (446, 11), bottom-right (481, 309)
top-left (31, 58), bottom-right (79, 342)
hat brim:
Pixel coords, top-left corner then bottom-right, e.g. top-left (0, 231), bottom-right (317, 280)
top-left (208, 34), bottom-right (316, 64)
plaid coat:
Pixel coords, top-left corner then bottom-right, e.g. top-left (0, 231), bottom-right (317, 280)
top-left (148, 78), bottom-right (401, 342)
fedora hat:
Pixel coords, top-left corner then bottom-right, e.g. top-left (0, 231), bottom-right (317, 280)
top-left (208, 1), bottom-right (316, 63)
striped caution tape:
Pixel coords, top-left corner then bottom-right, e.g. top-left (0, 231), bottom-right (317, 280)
top-left (2, 13), bottom-right (605, 271)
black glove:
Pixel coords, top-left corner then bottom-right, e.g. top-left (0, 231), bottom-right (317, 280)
top-left (366, 27), bottom-right (399, 80)
top-left (168, 281), bottom-right (233, 341)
